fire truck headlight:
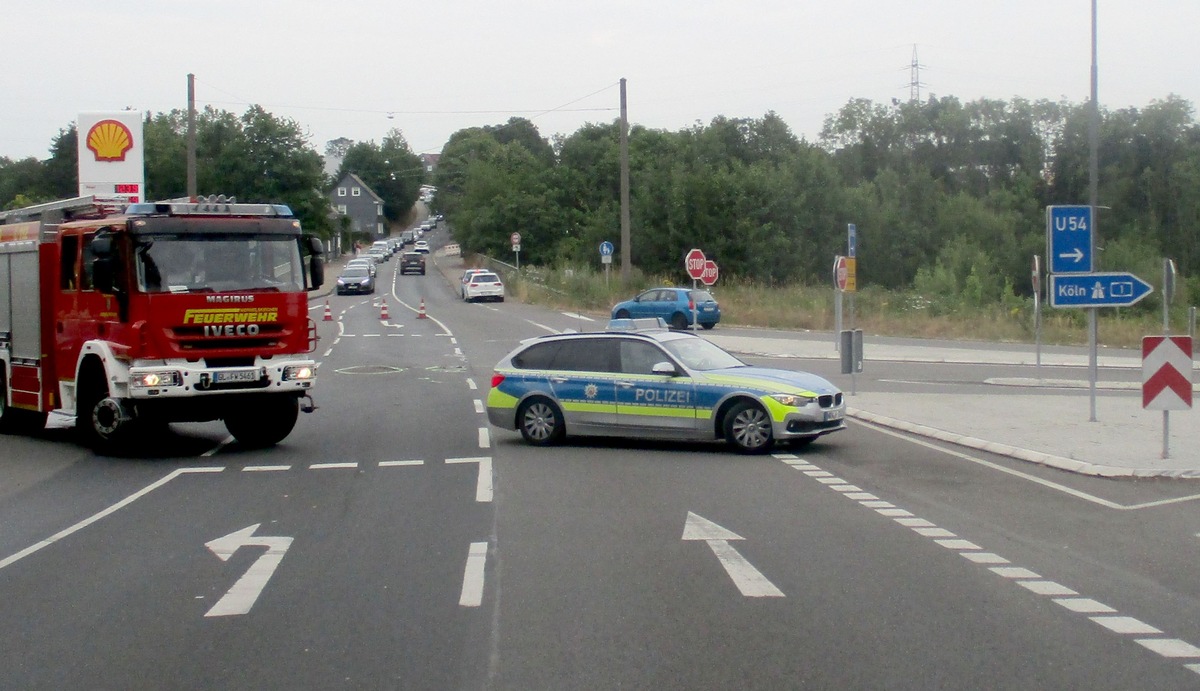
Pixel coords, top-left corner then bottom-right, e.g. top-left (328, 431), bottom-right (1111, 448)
top-left (283, 365), bottom-right (315, 381)
top-left (133, 371), bottom-right (182, 388)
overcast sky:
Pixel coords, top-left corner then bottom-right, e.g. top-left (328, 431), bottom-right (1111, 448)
top-left (6, 1), bottom-right (1198, 161)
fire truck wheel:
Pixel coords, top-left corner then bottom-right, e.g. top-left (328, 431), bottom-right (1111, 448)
top-left (75, 368), bottom-right (133, 453)
top-left (225, 397), bottom-right (299, 448)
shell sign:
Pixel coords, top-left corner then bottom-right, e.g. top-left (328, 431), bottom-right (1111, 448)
top-left (76, 111), bottom-right (145, 200)
top-left (85, 119), bottom-right (134, 162)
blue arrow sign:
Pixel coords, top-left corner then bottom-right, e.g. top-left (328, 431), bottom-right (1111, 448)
top-left (599, 240), bottom-right (614, 256)
top-left (1050, 272), bottom-right (1153, 308)
top-left (1046, 205), bottom-right (1093, 274)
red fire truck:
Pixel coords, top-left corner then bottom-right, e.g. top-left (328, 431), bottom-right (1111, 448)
top-left (0, 195), bottom-right (325, 452)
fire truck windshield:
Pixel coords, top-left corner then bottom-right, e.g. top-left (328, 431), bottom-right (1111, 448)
top-left (136, 234), bottom-right (304, 293)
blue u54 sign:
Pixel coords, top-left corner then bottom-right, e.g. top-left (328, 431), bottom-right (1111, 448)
top-left (1046, 205), bottom-right (1093, 274)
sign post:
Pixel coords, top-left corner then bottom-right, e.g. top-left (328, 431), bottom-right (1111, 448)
top-left (833, 256), bottom-right (847, 350)
top-left (1032, 255), bottom-right (1042, 374)
top-left (511, 232), bottom-right (521, 271)
top-left (600, 240), bottom-right (614, 286)
top-left (1143, 335), bottom-right (1193, 459)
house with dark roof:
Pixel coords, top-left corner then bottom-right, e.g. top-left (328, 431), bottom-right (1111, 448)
top-left (419, 153), bottom-right (440, 175)
top-left (329, 173), bottom-right (386, 240)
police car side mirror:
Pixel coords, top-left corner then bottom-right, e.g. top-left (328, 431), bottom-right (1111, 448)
top-left (652, 361), bottom-right (678, 376)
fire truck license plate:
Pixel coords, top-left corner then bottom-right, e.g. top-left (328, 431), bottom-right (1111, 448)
top-left (215, 370), bottom-right (259, 383)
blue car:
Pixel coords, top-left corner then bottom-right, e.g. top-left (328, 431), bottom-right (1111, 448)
top-left (611, 287), bottom-right (720, 330)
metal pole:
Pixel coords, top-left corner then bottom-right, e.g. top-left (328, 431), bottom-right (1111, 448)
top-left (619, 78), bottom-right (631, 283)
top-left (187, 73), bottom-right (197, 200)
top-left (1087, 0), bottom-right (1100, 422)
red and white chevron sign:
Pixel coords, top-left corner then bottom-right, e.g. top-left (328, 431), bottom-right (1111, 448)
top-left (1142, 336), bottom-right (1193, 410)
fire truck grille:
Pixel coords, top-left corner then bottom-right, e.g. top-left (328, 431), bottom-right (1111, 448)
top-left (171, 325), bottom-right (287, 352)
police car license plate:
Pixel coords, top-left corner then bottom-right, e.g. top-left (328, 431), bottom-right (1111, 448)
top-left (215, 370), bottom-right (259, 383)
top-left (824, 409), bottom-right (844, 422)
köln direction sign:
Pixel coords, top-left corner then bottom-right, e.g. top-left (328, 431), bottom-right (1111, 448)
top-left (1049, 272), bottom-right (1153, 308)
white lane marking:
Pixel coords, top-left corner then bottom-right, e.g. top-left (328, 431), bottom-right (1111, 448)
top-left (450, 337), bottom-right (458, 345)
top-left (1091, 616), bottom-right (1163, 635)
top-left (309, 462), bottom-right (358, 470)
top-left (778, 453), bottom-right (1200, 672)
top-left (473, 399), bottom-right (485, 414)
top-left (0, 466), bottom-right (224, 572)
top-left (934, 538), bottom-right (981, 550)
top-left (816, 477), bottom-right (846, 485)
top-left (1137, 639), bottom-right (1200, 657)
top-left (243, 465), bottom-right (291, 472)
top-left (204, 523), bottom-right (293, 617)
top-left (561, 312), bottom-right (595, 321)
top-left (914, 527), bottom-right (956, 538)
top-left (467, 378), bottom-right (478, 390)
top-left (446, 456), bottom-right (493, 502)
top-left (845, 492), bottom-right (880, 501)
top-left (990, 567), bottom-right (1041, 579)
top-left (895, 517), bottom-right (936, 528)
top-left (803, 470), bottom-right (833, 477)
top-left (526, 320), bottom-right (559, 334)
top-left (454, 347), bottom-right (463, 356)
top-left (323, 348), bottom-right (333, 357)
top-left (478, 427), bottom-right (490, 449)
top-left (1054, 598), bottom-right (1117, 614)
top-left (862, 501), bottom-right (896, 509)
top-left (960, 552), bottom-right (1010, 564)
top-left (682, 512), bottom-right (784, 598)
top-left (379, 460), bottom-right (424, 467)
top-left (860, 421), bottom-right (1127, 509)
top-left (1017, 581), bottom-right (1079, 597)
top-left (459, 541), bottom-right (488, 607)
top-left (877, 508), bottom-right (914, 517)
top-left (364, 333), bottom-right (381, 338)
top-left (829, 484), bottom-right (863, 492)
top-left (202, 436), bottom-right (236, 457)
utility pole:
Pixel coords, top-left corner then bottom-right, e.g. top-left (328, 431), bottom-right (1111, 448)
top-left (187, 73), bottom-right (197, 200)
top-left (619, 77), bottom-right (631, 282)
top-left (908, 45), bottom-right (924, 102)
top-left (1087, 0), bottom-right (1100, 421)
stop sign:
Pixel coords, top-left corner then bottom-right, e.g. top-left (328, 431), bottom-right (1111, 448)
top-left (685, 248), bottom-right (707, 280)
top-left (700, 260), bottom-right (719, 286)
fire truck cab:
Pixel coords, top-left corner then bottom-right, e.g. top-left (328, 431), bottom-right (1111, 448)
top-left (0, 195), bottom-right (325, 453)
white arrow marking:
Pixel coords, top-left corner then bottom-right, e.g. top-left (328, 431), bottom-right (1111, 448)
top-left (1058, 248), bottom-right (1085, 262)
top-left (682, 512), bottom-right (784, 598)
top-left (204, 523), bottom-right (293, 617)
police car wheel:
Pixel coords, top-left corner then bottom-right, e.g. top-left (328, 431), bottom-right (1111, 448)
top-left (518, 397), bottom-right (565, 446)
top-left (725, 401), bottom-right (773, 454)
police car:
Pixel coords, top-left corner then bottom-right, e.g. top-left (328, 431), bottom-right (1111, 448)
top-left (486, 319), bottom-right (845, 453)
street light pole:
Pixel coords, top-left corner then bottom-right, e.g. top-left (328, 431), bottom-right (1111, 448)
top-left (1087, 0), bottom-right (1100, 422)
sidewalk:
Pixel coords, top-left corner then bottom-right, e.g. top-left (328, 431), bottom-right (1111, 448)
top-left (704, 333), bottom-right (1200, 479)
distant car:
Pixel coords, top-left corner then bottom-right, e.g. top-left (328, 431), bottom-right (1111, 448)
top-left (371, 240), bottom-right (392, 257)
top-left (611, 288), bottom-right (720, 330)
top-left (366, 247), bottom-right (389, 263)
top-left (463, 272), bottom-right (505, 302)
top-left (399, 251), bottom-right (426, 275)
top-left (460, 269), bottom-right (489, 299)
top-left (345, 257), bottom-right (377, 278)
top-left (412, 240), bottom-right (430, 254)
top-left (336, 266), bottom-right (375, 295)
top-left (485, 320), bottom-right (845, 453)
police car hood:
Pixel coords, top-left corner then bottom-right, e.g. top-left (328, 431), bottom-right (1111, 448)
top-left (701, 366), bottom-right (839, 395)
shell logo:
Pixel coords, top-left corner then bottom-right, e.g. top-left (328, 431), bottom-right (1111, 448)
top-left (85, 119), bottom-right (134, 162)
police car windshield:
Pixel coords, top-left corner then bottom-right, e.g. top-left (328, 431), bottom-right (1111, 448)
top-left (660, 336), bottom-right (745, 371)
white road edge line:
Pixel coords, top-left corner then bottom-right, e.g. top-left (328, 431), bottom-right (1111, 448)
top-left (309, 462), bottom-right (358, 470)
top-left (459, 541), bottom-right (488, 607)
top-left (0, 466), bottom-right (224, 572)
top-left (446, 457), bottom-right (494, 502)
top-left (379, 460), bottom-right (424, 467)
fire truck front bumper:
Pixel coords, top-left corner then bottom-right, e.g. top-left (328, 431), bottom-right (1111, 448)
top-left (126, 359), bottom-right (318, 399)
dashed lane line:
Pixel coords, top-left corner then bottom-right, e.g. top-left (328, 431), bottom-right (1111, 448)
top-left (773, 451), bottom-right (1200, 678)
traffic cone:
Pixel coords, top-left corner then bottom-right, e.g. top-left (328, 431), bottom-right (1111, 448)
top-left (417, 297), bottom-right (427, 319)
top-left (323, 300), bottom-right (332, 321)
top-left (380, 299), bottom-right (389, 320)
